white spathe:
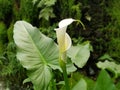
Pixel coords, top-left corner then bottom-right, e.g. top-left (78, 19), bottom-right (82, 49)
top-left (59, 18), bottom-right (75, 28)
top-left (55, 18), bottom-right (75, 53)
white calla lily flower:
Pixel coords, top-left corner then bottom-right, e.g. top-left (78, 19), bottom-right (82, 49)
top-left (55, 18), bottom-right (75, 53)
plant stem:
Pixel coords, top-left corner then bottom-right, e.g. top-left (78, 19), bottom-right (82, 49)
top-left (59, 56), bottom-right (70, 90)
top-left (75, 20), bottom-right (86, 30)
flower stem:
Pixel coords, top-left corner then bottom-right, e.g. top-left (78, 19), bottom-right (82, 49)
top-left (75, 20), bottom-right (86, 30)
top-left (59, 56), bottom-right (70, 90)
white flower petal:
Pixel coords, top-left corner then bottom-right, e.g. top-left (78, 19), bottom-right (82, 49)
top-left (54, 27), bottom-right (72, 52)
top-left (65, 33), bottom-right (72, 51)
top-left (58, 18), bottom-right (75, 28)
top-left (55, 27), bottom-right (67, 52)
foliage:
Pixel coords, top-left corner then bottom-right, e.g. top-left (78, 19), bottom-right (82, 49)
top-left (108, 37), bottom-right (120, 61)
top-left (0, 42), bottom-right (30, 89)
top-left (116, 81), bottom-right (120, 90)
top-left (72, 78), bottom-right (87, 90)
top-left (93, 70), bottom-right (117, 90)
top-left (77, 0), bottom-right (108, 66)
top-left (97, 60), bottom-right (120, 78)
top-left (0, 0), bottom-right (13, 25)
top-left (105, 0), bottom-right (120, 61)
top-left (0, 22), bottom-right (7, 55)
top-left (67, 41), bottom-right (91, 68)
top-left (7, 23), bottom-right (14, 42)
top-left (13, 20), bottom-right (91, 90)
top-left (107, 0), bottom-right (120, 24)
top-left (39, 24), bottom-right (57, 40)
top-left (1, 42), bottom-right (17, 76)
top-left (33, 0), bottom-right (56, 20)
top-left (13, 21), bottom-right (61, 90)
top-left (0, 0), bottom-right (120, 89)
top-left (98, 54), bottom-right (114, 61)
top-left (20, 0), bottom-right (36, 22)
top-left (55, 0), bottom-right (82, 19)
top-left (70, 72), bottom-right (95, 90)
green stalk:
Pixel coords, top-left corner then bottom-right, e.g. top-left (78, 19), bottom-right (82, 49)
top-left (75, 20), bottom-right (86, 30)
top-left (59, 53), bottom-right (70, 90)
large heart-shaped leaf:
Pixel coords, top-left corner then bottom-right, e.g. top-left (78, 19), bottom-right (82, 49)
top-left (13, 21), bottom-right (60, 90)
top-left (67, 42), bottom-right (91, 68)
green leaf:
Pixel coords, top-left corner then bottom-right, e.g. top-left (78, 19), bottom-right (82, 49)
top-left (98, 54), bottom-right (114, 61)
top-left (116, 81), bottom-right (120, 90)
top-left (13, 21), bottom-right (60, 90)
top-left (36, 0), bottom-right (56, 7)
top-left (66, 58), bottom-right (77, 73)
top-left (69, 71), bottom-right (95, 90)
top-left (37, 0), bottom-right (45, 7)
top-left (44, 0), bottom-right (56, 6)
top-left (32, 0), bottom-right (38, 5)
top-left (67, 42), bottom-right (90, 68)
top-left (39, 7), bottom-right (56, 20)
top-left (93, 70), bottom-right (117, 90)
top-left (97, 60), bottom-right (120, 78)
top-left (72, 78), bottom-right (87, 90)
top-left (23, 78), bottom-right (31, 84)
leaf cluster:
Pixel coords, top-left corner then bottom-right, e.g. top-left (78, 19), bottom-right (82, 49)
top-left (33, 0), bottom-right (56, 20)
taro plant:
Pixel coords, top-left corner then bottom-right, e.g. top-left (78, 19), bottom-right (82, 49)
top-left (13, 18), bottom-right (91, 90)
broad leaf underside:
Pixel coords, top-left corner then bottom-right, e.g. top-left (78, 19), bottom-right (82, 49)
top-left (13, 21), bottom-right (60, 90)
